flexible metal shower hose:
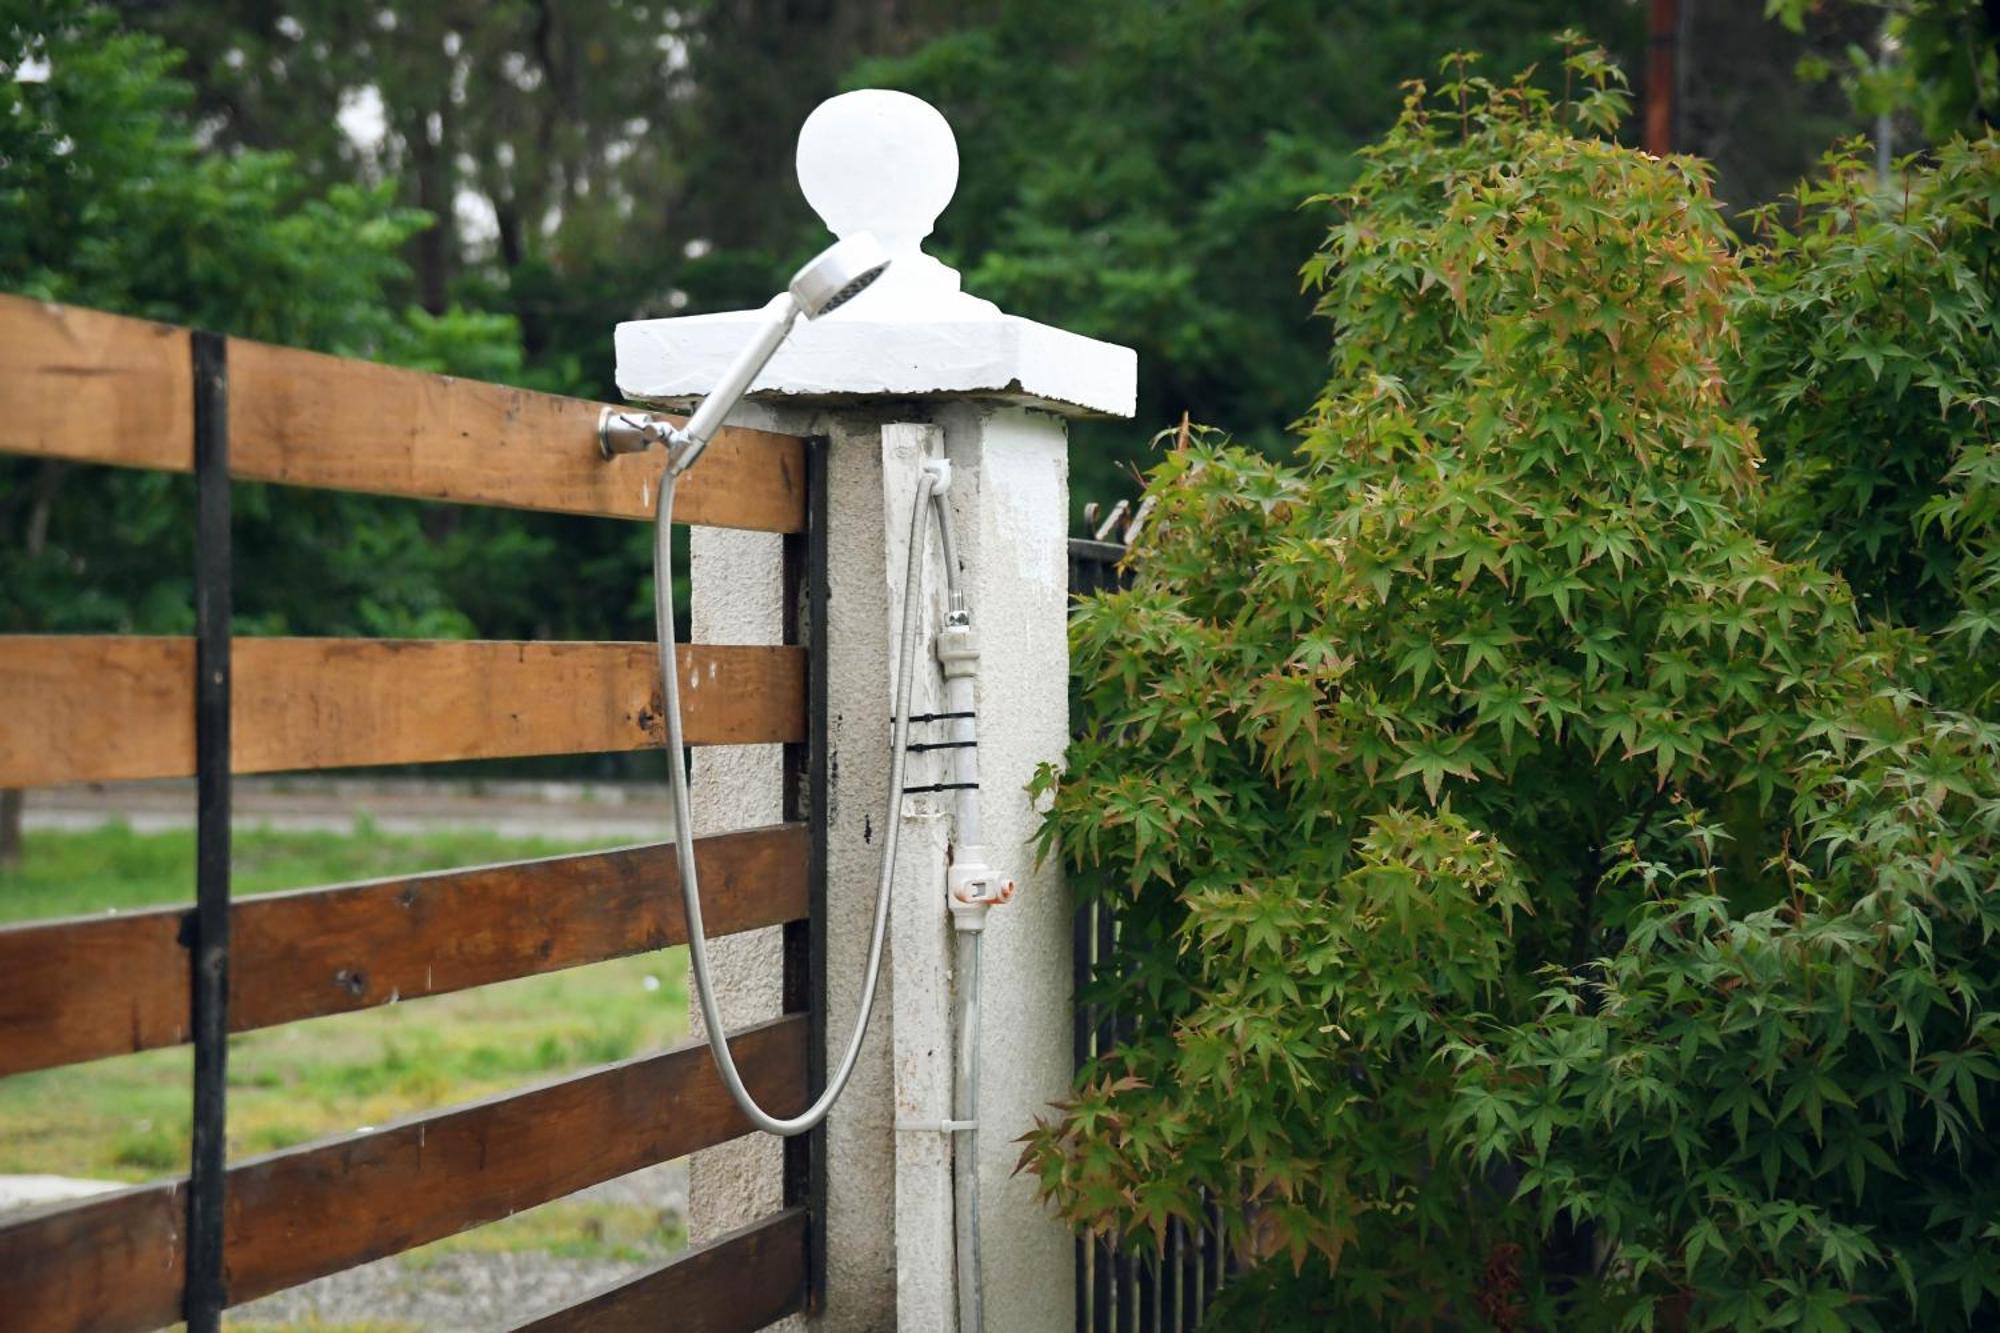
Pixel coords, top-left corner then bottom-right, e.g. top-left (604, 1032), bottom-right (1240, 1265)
top-left (654, 464), bottom-right (936, 1136)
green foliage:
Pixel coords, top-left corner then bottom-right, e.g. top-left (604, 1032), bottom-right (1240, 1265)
top-left (1768, 0), bottom-right (2000, 141)
top-left (1027, 42), bottom-right (2000, 1329)
top-left (0, 3), bottom-right (671, 655)
top-left (2, 1), bottom-right (431, 349)
top-left (1733, 135), bottom-right (2000, 708)
top-left (855, 0), bottom-right (1648, 506)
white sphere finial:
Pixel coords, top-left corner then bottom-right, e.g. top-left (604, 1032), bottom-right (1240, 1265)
top-left (797, 89), bottom-right (956, 254)
top-left (617, 90), bottom-right (1135, 414)
top-left (796, 89), bottom-right (993, 316)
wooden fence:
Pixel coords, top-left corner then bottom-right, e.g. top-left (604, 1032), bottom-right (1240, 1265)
top-left (0, 293), bottom-right (827, 1332)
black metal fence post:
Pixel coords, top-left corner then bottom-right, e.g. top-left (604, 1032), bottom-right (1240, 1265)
top-left (783, 435), bottom-right (832, 1314)
top-left (187, 328), bottom-right (232, 1330)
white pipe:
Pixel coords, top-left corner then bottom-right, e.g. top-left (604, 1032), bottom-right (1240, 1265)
top-left (954, 928), bottom-right (984, 1333)
top-left (663, 440), bottom-right (992, 1327)
top-left (930, 480), bottom-right (986, 1333)
top-left (932, 490), bottom-right (981, 850)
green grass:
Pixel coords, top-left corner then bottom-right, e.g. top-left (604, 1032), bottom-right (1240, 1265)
top-left (0, 819), bottom-right (617, 924)
top-left (0, 824), bottom-right (691, 1183)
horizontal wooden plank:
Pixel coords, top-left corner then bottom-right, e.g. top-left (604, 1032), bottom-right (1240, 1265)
top-left (0, 1016), bottom-right (809, 1333)
top-left (0, 824), bottom-right (806, 1077)
top-left (513, 1207), bottom-right (807, 1332)
top-left (0, 293), bottom-right (806, 531)
top-left (0, 636), bottom-right (805, 787)
top-left (0, 293), bottom-right (193, 474)
top-left (226, 335), bottom-right (806, 531)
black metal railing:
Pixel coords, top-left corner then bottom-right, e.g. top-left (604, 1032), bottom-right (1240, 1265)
top-left (1068, 535), bottom-right (1235, 1333)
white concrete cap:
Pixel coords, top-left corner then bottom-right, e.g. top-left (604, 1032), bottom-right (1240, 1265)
top-left (616, 89), bottom-right (1137, 419)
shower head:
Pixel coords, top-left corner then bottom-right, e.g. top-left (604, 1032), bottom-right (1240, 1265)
top-left (600, 234), bottom-right (892, 470)
top-left (790, 233), bottom-right (891, 319)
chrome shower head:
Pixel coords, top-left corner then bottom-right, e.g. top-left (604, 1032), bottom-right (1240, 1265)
top-left (789, 233), bottom-right (892, 318)
top-left (599, 234), bottom-right (893, 471)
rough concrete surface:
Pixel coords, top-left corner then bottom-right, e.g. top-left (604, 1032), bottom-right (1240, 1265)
top-left (685, 524), bottom-right (791, 1250)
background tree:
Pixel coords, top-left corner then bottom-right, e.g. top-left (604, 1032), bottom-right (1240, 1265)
top-left (853, 0), bottom-right (1648, 503)
top-left (1769, 0), bottom-right (2000, 141)
top-left (117, 0), bottom-right (967, 395)
top-left (0, 0), bottom-right (519, 859)
top-left (96, 1), bottom-right (1901, 512)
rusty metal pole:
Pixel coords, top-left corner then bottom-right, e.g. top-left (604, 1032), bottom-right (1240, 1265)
top-left (1647, 0), bottom-right (1679, 155)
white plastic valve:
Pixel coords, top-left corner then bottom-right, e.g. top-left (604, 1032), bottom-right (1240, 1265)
top-left (947, 850), bottom-right (1015, 931)
top-left (936, 622), bottom-right (979, 679)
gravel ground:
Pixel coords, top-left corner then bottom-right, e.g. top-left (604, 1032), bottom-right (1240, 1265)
top-left (232, 1250), bottom-right (647, 1330)
top-left (230, 1160), bottom-right (689, 1330)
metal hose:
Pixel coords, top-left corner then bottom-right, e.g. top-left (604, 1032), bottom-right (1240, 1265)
top-left (655, 464), bottom-right (937, 1136)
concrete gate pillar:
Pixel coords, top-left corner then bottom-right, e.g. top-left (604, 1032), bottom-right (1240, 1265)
top-left (615, 88), bottom-right (1135, 1333)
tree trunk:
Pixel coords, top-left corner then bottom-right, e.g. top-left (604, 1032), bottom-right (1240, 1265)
top-left (1, 460), bottom-right (67, 872)
top-left (410, 106), bottom-right (455, 315)
top-left (0, 789), bottom-right (20, 871)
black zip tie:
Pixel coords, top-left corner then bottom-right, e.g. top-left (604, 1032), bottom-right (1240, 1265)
top-left (899, 782), bottom-right (981, 794)
top-left (906, 739), bottom-right (978, 752)
top-left (903, 710), bottom-right (977, 723)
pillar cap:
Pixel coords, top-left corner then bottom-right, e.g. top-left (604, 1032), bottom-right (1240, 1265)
top-left (615, 89), bottom-right (1136, 420)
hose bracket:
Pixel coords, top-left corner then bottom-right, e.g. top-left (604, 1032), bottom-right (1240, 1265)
top-left (895, 1117), bottom-right (979, 1134)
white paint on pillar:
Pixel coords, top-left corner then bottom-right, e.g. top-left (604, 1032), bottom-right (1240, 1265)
top-left (935, 403), bottom-right (1075, 1333)
top-left (881, 423), bottom-right (956, 1331)
top-left (813, 408), bottom-right (909, 1330)
top-left (616, 87), bottom-right (1136, 1332)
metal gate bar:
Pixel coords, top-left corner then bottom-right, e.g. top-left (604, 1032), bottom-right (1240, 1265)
top-left (187, 328), bottom-right (233, 1331)
top-left (782, 435), bottom-right (832, 1313)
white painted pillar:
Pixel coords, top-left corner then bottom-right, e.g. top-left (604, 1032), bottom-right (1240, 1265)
top-left (616, 88), bottom-right (1136, 1333)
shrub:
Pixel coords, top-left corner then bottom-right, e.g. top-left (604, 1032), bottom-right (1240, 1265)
top-left (1733, 135), bottom-right (2000, 710)
top-left (1025, 41), bottom-right (2000, 1330)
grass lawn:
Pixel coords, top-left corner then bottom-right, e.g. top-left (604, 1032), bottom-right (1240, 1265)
top-left (0, 822), bottom-right (693, 1302)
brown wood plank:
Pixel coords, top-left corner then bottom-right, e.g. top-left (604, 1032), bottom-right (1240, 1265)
top-left (227, 336), bottom-right (805, 532)
top-left (0, 294), bottom-right (805, 531)
top-left (0, 1017), bottom-right (809, 1333)
top-left (512, 1207), bottom-right (808, 1332)
top-left (0, 824), bottom-right (806, 1077)
top-left (0, 293), bottom-right (192, 473)
top-left (0, 636), bottom-right (806, 787)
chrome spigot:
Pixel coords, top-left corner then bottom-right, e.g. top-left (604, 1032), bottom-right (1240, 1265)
top-left (597, 407), bottom-right (673, 459)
